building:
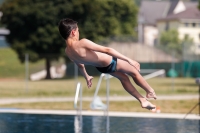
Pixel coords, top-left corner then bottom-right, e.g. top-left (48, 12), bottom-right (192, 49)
top-left (138, 0), bottom-right (198, 46)
top-left (157, 7), bottom-right (200, 46)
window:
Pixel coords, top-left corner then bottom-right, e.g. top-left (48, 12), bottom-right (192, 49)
top-left (185, 23), bottom-right (189, 27)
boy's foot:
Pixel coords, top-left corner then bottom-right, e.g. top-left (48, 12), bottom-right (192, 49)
top-left (146, 91), bottom-right (157, 100)
top-left (141, 100), bottom-right (156, 110)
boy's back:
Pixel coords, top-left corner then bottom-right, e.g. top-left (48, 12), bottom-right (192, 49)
top-left (66, 38), bottom-right (113, 67)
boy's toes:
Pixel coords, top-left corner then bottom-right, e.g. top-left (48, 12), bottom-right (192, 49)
top-left (146, 91), bottom-right (157, 100)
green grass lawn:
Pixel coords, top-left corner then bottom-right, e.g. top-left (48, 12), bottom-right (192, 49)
top-left (0, 48), bottom-right (25, 78)
top-left (0, 77), bottom-right (198, 114)
top-left (0, 77), bottom-right (198, 98)
top-left (0, 47), bottom-right (46, 78)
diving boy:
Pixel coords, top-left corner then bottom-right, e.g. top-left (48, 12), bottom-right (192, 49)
top-left (58, 18), bottom-right (157, 110)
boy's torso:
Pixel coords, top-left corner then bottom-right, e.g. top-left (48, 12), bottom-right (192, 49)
top-left (65, 41), bottom-right (112, 67)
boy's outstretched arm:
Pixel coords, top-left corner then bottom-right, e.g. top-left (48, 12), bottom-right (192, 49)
top-left (81, 39), bottom-right (140, 71)
top-left (75, 62), bottom-right (93, 88)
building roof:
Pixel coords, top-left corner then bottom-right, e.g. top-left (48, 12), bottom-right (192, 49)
top-left (139, 0), bottom-right (198, 25)
top-left (167, 0), bottom-right (179, 15)
top-left (139, 1), bottom-right (170, 25)
top-left (157, 6), bottom-right (200, 21)
top-left (183, 1), bottom-right (198, 8)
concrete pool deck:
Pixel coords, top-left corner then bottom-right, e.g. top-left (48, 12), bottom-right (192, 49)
top-left (0, 109), bottom-right (199, 120)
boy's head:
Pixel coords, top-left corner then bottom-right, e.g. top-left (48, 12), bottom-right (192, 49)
top-left (58, 18), bottom-right (78, 40)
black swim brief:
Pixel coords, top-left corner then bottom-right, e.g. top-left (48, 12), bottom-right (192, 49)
top-left (96, 57), bottom-right (117, 73)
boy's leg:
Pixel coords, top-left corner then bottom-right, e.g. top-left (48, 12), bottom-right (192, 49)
top-left (110, 71), bottom-right (155, 110)
top-left (116, 59), bottom-right (157, 99)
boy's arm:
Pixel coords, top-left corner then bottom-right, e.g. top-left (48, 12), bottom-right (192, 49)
top-left (81, 39), bottom-right (140, 71)
top-left (75, 62), bottom-right (93, 88)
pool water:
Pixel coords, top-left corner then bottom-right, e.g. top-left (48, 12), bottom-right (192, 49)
top-left (0, 113), bottom-right (199, 133)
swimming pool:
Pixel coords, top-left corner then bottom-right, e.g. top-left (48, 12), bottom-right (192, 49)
top-left (0, 112), bottom-right (199, 133)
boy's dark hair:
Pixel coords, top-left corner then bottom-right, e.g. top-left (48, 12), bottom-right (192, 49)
top-left (58, 18), bottom-right (78, 40)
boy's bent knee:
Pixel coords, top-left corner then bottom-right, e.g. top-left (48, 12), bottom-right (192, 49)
top-left (129, 70), bottom-right (140, 78)
top-left (117, 74), bottom-right (129, 82)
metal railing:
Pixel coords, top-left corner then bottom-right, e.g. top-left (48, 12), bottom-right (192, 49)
top-left (74, 82), bottom-right (82, 133)
top-left (90, 73), bottom-right (110, 121)
top-left (74, 75), bottom-right (110, 133)
top-left (90, 73), bottom-right (109, 110)
top-left (74, 82), bottom-right (82, 112)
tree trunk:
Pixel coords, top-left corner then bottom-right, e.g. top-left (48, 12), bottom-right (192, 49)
top-left (45, 57), bottom-right (51, 79)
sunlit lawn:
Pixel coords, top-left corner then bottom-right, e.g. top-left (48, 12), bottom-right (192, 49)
top-left (0, 77), bottom-right (198, 98)
top-left (0, 75), bottom-right (199, 114)
top-left (0, 47), bottom-right (45, 78)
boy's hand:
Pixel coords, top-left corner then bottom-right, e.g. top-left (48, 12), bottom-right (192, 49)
top-left (128, 59), bottom-right (140, 72)
top-left (86, 76), bottom-right (93, 88)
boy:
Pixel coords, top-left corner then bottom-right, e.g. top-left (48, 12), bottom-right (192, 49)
top-left (58, 18), bottom-right (157, 110)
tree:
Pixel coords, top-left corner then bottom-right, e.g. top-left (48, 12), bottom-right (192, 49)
top-left (0, 0), bottom-right (138, 79)
top-left (160, 29), bottom-right (181, 54)
top-left (160, 29), bottom-right (193, 57)
top-left (0, 0), bottom-right (66, 79)
top-left (67, 0), bottom-right (138, 42)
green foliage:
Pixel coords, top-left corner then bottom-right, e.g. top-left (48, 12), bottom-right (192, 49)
top-left (0, 0), bottom-right (137, 78)
top-left (0, 0), bottom-right (137, 62)
top-left (160, 29), bottom-right (181, 54)
top-left (69, 0), bottom-right (138, 42)
top-left (160, 29), bottom-right (193, 56)
top-left (160, 29), bottom-right (180, 47)
top-left (0, 0), bottom-right (65, 63)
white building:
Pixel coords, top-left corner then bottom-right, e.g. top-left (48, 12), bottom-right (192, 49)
top-left (138, 0), bottom-right (198, 46)
top-left (157, 6), bottom-right (200, 54)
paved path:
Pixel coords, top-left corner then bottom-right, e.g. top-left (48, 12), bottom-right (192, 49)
top-left (0, 94), bottom-right (198, 105)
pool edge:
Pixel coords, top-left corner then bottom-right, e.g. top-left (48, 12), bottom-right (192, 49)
top-left (0, 109), bottom-right (199, 120)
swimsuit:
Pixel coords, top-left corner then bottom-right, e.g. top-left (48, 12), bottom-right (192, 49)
top-left (96, 57), bottom-right (117, 73)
